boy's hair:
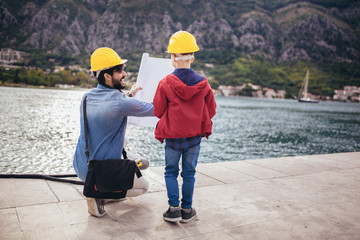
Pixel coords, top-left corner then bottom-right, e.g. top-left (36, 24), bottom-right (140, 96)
top-left (174, 53), bottom-right (194, 61)
top-left (93, 64), bottom-right (124, 84)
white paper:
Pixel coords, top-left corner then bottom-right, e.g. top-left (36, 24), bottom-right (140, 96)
top-left (128, 53), bottom-right (174, 128)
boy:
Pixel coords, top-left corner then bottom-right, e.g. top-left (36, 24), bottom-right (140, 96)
top-left (153, 31), bottom-right (217, 223)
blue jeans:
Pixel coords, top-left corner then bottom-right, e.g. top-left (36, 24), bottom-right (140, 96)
top-left (164, 144), bottom-right (200, 209)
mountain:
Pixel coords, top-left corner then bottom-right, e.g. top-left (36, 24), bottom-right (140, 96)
top-left (1, 0), bottom-right (360, 64)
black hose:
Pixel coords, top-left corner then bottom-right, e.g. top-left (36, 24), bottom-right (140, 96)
top-left (0, 174), bottom-right (84, 185)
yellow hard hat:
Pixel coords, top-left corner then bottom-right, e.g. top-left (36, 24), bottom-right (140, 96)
top-left (90, 47), bottom-right (127, 72)
top-left (167, 31), bottom-right (199, 54)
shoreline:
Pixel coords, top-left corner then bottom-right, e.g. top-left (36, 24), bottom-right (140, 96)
top-left (0, 83), bottom-right (89, 91)
top-left (1, 84), bottom-right (359, 103)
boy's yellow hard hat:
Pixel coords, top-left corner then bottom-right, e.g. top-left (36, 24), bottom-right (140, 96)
top-left (90, 47), bottom-right (127, 72)
top-left (167, 31), bottom-right (199, 54)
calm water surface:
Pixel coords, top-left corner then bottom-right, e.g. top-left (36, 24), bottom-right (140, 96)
top-left (1, 87), bottom-right (359, 174)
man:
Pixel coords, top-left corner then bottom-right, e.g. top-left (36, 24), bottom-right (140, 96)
top-left (73, 47), bottom-right (154, 217)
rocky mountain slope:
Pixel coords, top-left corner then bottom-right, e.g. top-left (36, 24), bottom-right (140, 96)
top-left (1, 0), bottom-right (360, 63)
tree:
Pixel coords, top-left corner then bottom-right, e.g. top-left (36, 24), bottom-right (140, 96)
top-left (60, 70), bottom-right (73, 84)
top-left (74, 71), bottom-right (89, 86)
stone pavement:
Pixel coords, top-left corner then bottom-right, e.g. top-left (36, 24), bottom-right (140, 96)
top-left (0, 152), bottom-right (359, 240)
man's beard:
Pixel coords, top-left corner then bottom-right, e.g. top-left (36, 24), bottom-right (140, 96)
top-left (112, 76), bottom-right (125, 90)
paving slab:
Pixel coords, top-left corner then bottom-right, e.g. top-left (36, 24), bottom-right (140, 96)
top-left (0, 178), bottom-right (58, 208)
top-left (196, 163), bottom-right (257, 183)
top-left (0, 151), bottom-right (359, 240)
top-left (218, 160), bottom-right (288, 179)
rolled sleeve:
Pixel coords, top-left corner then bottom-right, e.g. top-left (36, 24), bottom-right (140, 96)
top-left (121, 98), bottom-right (154, 117)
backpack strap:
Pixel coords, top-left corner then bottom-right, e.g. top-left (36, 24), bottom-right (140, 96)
top-left (83, 96), bottom-right (90, 162)
top-left (135, 167), bottom-right (142, 178)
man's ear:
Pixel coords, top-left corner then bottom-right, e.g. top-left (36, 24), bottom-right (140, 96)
top-left (103, 72), bottom-right (114, 86)
top-left (104, 73), bottom-right (112, 82)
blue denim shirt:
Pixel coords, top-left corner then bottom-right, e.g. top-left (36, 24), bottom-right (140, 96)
top-left (73, 84), bottom-right (154, 181)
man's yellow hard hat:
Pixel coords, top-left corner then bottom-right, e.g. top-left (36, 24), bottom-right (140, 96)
top-left (167, 31), bottom-right (199, 54)
top-left (90, 47), bottom-right (127, 72)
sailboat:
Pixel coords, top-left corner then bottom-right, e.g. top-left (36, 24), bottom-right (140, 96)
top-left (298, 69), bottom-right (319, 103)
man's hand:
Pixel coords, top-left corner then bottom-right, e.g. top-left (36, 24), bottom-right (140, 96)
top-left (128, 85), bottom-right (143, 97)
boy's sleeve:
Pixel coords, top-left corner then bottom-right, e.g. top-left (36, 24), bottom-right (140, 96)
top-left (153, 79), bottom-right (168, 118)
top-left (205, 82), bottom-right (216, 119)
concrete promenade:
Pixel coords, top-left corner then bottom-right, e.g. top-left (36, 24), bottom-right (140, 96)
top-left (0, 152), bottom-right (359, 240)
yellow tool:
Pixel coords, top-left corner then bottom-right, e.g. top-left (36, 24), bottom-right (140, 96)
top-left (136, 159), bottom-right (143, 167)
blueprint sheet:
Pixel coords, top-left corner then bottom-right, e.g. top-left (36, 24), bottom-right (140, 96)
top-left (128, 53), bottom-right (174, 128)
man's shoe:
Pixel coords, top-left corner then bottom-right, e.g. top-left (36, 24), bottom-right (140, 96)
top-left (103, 198), bottom-right (127, 204)
top-left (163, 206), bottom-right (182, 222)
top-left (86, 198), bottom-right (106, 217)
top-left (180, 207), bottom-right (197, 223)
top-left (135, 158), bottom-right (150, 170)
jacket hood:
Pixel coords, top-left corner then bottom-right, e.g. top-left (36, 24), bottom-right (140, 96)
top-left (168, 74), bottom-right (207, 101)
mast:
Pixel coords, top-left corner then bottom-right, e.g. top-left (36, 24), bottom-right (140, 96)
top-left (303, 69), bottom-right (309, 98)
top-left (298, 69), bottom-right (318, 103)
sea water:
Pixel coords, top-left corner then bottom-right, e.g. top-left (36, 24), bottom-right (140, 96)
top-left (0, 87), bottom-right (359, 174)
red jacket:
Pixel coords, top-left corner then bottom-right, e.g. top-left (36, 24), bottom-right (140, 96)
top-left (153, 73), bottom-right (216, 142)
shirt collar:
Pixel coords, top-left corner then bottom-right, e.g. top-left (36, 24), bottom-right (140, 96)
top-left (97, 84), bottom-right (124, 92)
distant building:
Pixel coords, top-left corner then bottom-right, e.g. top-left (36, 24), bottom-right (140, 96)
top-left (219, 83), bottom-right (262, 96)
top-left (68, 65), bottom-right (83, 71)
top-left (351, 90), bottom-right (360, 102)
top-left (334, 86), bottom-right (360, 102)
top-left (0, 64), bottom-right (22, 70)
top-left (55, 84), bottom-right (76, 89)
top-left (219, 84), bottom-right (286, 99)
top-left (218, 85), bottom-right (237, 96)
top-left (334, 89), bottom-right (347, 101)
top-left (276, 90), bottom-right (287, 99)
top-left (213, 89), bottom-right (221, 95)
top-left (252, 90), bottom-right (263, 98)
top-left (247, 83), bottom-right (261, 91)
top-left (218, 85), bottom-right (246, 96)
top-left (53, 66), bottom-right (65, 73)
top-left (263, 88), bottom-right (276, 98)
top-left (0, 48), bottom-right (27, 64)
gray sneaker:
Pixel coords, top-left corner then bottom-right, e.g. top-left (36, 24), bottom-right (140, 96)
top-left (180, 208), bottom-right (197, 223)
top-left (86, 198), bottom-right (106, 217)
top-left (163, 206), bottom-right (182, 222)
top-left (135, 158), bottom-right (150, 170)
top-left (103, 198), bottom-right (127, 204)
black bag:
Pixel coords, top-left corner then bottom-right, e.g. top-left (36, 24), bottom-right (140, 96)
top-left (82, 96), bottom-right (142, 199)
